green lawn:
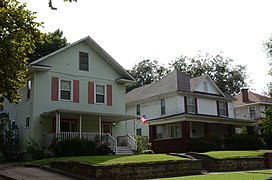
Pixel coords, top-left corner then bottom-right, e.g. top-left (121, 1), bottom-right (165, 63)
top-left (164, 170), bottom-right (272, 180)
top-left (201, 150), bottom-right (272, 159)
top-left (31, 154), bottom-right (188, 165)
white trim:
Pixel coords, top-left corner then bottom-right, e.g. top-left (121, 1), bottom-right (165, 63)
top-left (94, 83), bottom-right (107, 105)
top-left (59, 79), bottom-right (73, 101)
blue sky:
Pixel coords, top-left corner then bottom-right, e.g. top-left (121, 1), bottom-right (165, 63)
top-left (20, 0), bottom-right (272, 94)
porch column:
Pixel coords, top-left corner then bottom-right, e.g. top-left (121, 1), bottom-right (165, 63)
top-left (55, 111), bottom-right (60, 133)
top-left (99, 116), bottom-right (102, 134)
top-left (79, 115), bottom-right (82, 139)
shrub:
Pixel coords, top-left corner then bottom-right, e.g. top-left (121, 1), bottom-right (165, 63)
top-left (189, 134), bottom-right (224, 152)
top-left (25, 139), bottom-right (43, 160)
top-left (225, 134), bottom-right (266, 150)
top-left (50, 138), bottom-right (96, 157)
top-left (135, 135), bottom-right (151, 154)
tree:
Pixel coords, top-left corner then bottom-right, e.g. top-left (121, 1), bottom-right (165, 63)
top-left (0, 0), bottom-right (42, 103)
top-left (259, 109), bottom-right (272, 149)
top-left (126, 59), bottom-right (168, 92)
top-left (169, 53), bottom-right (248, 95)
top-left (49, 0), bottom-right (77, 10)
top-left (0, 120), bottom-right (19, 161)
top-left (28, 29), bottom-right (68, 62)
top-left (263, 35), bottom-right (272, 97)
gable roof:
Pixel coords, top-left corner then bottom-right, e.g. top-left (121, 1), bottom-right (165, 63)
top-left (234, 90), bottom-right (272, 106)
top-left (126, 69), bottom-right (229, 104)
top-left (29, 36), bottom-right (134, 81)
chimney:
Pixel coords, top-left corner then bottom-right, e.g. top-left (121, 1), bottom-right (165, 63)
top-left (241, 88), bottom-right (249, 102)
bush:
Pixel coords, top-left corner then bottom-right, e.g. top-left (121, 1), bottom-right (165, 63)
top-left (225, 134), bottom-right (266, 150)
top-left (189, 134), bottom-right (224, 152)
top-left (50, 138), bottom-right (96, 157)
top-left (135, 135), bottom-right (151, 154)
top-left (50, 138), bottom-right (114, 157)
top-left (25, 139), bottom-right (43, 160)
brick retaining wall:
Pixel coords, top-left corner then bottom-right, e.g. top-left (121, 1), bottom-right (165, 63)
top-left (50, 160), bottom-right (201, 179)
top-left (186, 152), bottom-right (265, 172)
top-left (50, 153), bottom-right (271, 179)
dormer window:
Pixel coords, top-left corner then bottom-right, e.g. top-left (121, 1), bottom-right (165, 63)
top-left (79, 52), bottom-right (89, 71)
top-left (203, 82), bottom-right (208, 92)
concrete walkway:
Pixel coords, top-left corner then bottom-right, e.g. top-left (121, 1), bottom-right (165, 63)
top-left (0, 166), bottom-right (77, 180)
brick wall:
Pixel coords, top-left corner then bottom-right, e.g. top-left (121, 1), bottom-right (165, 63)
top-left (51, 160), bottom-right (201, 179)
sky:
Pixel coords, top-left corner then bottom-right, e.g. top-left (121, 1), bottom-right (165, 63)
top-left (19, 0), bottom-right (272, 94)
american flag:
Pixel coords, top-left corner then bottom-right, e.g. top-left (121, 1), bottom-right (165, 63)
top-left (140, 115), bottom-right (148, 125)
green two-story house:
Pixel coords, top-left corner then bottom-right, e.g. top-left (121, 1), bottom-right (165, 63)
top-left (2, 36), bottom-right (136, 154)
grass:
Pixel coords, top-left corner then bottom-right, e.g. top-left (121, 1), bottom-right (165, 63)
top-left (163, 170), bottom-right (272, 180)
top-left (31, 154), bottom-right (188, 165)
top-left (201, 149), bottom-right (272, 159)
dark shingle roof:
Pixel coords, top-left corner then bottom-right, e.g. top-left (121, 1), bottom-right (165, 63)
top-left (126, 69), bottom-right (227, 103)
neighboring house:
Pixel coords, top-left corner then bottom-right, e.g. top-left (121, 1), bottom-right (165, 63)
top-left (115, 70), bottom-right (257, 153)
top-left (1, 36), bottom-right (136, 154)
top-left (234, 88), bottom-right (272, 120)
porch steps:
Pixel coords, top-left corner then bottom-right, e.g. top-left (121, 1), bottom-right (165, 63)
top-left (116, 146), bottom-right (134, 155)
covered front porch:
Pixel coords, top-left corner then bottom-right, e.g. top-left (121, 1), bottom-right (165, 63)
top-left (148, 113), bottom-right (258, 153)
top-left (41, 109), bottom-right (137, 154)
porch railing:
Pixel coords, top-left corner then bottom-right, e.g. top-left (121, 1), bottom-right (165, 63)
top-left (42, 132), bottom-right (117, 153)
top-left (117, 134), bottom-right (137, 151)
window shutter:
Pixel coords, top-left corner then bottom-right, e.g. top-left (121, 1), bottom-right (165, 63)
top-left (184, 96), bottom-right (188, 113)
top-left (216, 101), bottom-right (220, 116)
top-left (51, 77), bottom-right (59, 101)
top-left (194, 97), bottom-right (198, 114)
top-left (88, 82), bottom-right (94, 104)
top-left (107, 84), bottom-right (112, 106)
top-left (73, 80), bottom-right (80, 103)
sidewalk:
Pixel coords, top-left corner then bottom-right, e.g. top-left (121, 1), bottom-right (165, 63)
top-left (0, 166), bottom-right (76, 180)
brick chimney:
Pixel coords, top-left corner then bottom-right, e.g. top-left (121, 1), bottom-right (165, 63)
top-left (241, 88), bottom-right (249, 102)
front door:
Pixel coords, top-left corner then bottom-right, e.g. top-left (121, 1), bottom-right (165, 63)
top-left (60, 119), bottom-right (76, 132)
top-left (102, 122), bottom-right (112, 135)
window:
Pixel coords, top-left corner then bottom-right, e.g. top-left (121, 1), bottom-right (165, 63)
top-left (79, 52), bottom-right (89, 71)
top-left (161, 99), bottom-right (165, 115)
top-left (95, 84), bottom-right (105, 104)
top-left (250, 107), bottom-right (256, 119)
top-left (136, 128), bottom-right (142, 136)
top-left (26, 79), bottom-right (32, 99)
top-left (187, 97), bottom-right (196, 113)
top-left (170, 123), bottom-right (182, 138)
top-left (25, 116), bottom-right (30, 128)
top-left (156, 125), bottom-right (164, 139)
top-left (155, 123), bottom-right (182, 139)
top-left (219, 102), bottom-right (227, 116)
top-left (203, 82), bottom-right (208, 92)
top-left (136, 104), bottom-right (140, 115)
top-left (60, 80), bottom-right (72, 100)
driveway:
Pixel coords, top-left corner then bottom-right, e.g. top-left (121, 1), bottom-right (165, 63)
top-left (0, 165), bottom-right (77, 180)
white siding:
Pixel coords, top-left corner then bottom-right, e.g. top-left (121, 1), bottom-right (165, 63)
top-left (197, 98), bottom-right (217, 116)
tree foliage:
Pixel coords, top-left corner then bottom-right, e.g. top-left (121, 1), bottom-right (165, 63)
top-left (169, 53), bottom-right (248, 95)
top-left (0, 120), bottom-right (19, 162)
top-left (0, 0), bottom-right (42, 103)
top-left (126, 59), bottom-right (168, 92)
top-left (127, 53), bottom-right (248, 94)
top-left (263, 35), bottom-right (272, 97)
top-left (28, 29), bottom-right (68, 62)
top-left (259, 109), bottom-right (272, 149)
